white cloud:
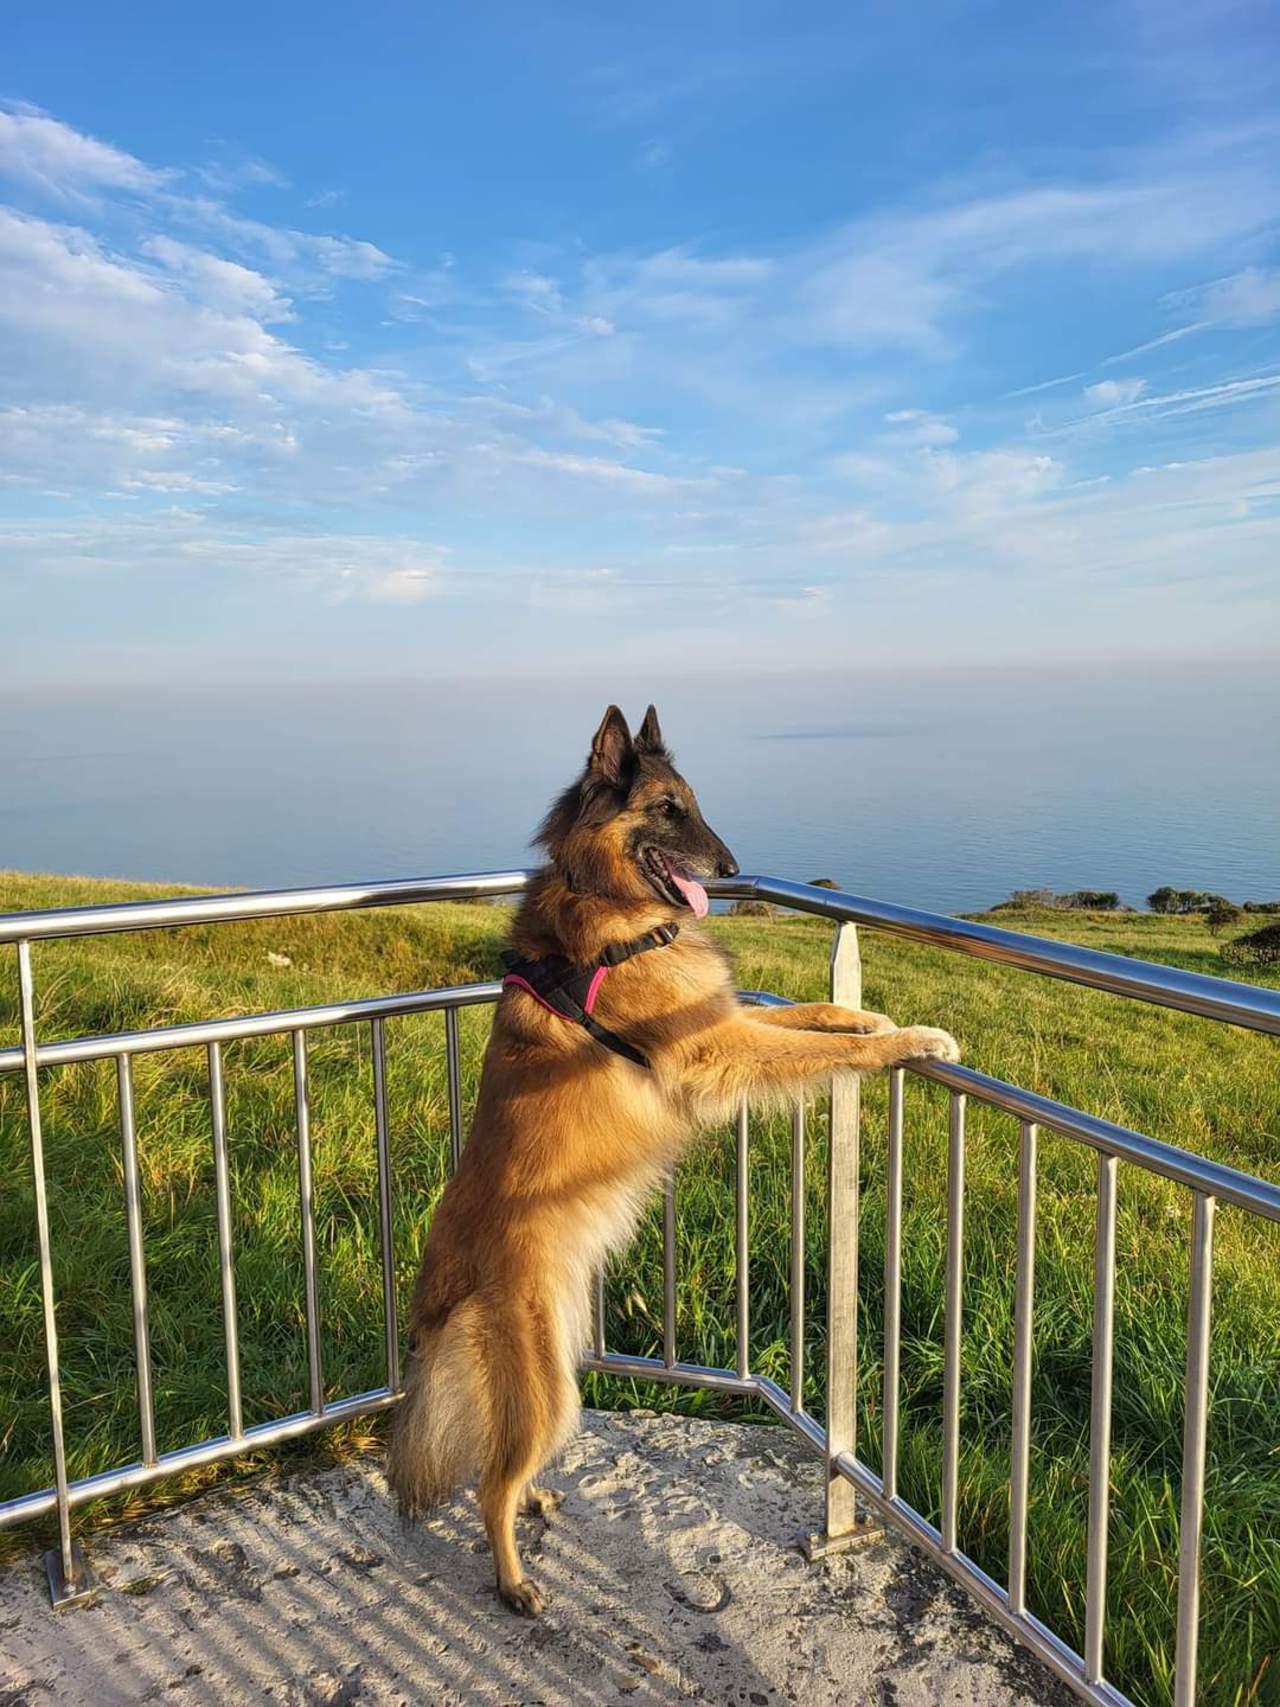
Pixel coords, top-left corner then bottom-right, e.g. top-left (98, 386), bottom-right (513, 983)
top-left (143, 234), bottom-right (294, 322)
top-left (348, 563), bottom-right (442, 603)
top-left (196, 155), bottom-right (289, 194)
top-left (1051, 373), bottom-right (1280, 433)
top-left (1084, 377), bottom-right (1148, 409)
top-left (883, 408), bottom-right (958, 446)
top-left (171, 197), bottom-right (398, 282)
top-left (1163, 266), bottom-right (1280, 330)
top-left (1, 102), bottom-right (1277, 661)
top-left (0, 105), bottom-right (169, 198)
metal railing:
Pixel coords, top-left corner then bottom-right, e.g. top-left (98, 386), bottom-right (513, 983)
top-left (2, 872), bottom-right (1278, 1707)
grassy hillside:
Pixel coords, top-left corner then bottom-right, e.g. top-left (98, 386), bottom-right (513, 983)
top-left (1, 870), bottom-right (1277, 1706)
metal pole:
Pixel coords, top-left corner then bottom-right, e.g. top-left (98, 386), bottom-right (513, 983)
top-left (882, 1068), bottom-right (904, 1502)
top-left (17, 941), bottom-right (91, 1606)
top-left (371, 1019), bottom-right (400, 1392)
top-left (444, 1007), bottom-right (464, 1172)
top-left (662, 1175), bottom-right (677, 1369)
top-left (1173, 1192), bottom-right (1215, 1707)
top-left (293, 1030), bottom-right (324, 1416)
top-left (1085, 1152), bottom-right (1118, 1685)
top-left (207, 1043), bottom-right (243, 1438)
top-left (117, 1056), bottom-right (156, 1467)
top-left (790, 1100), bottom-right (805, 1412)
top-left (942, 1092), bottom-right (966, 1553)
top-left (1008, 1120), bottom-right (1038, 1615)
top-left (735, 1103), bottom-right (750, 1379)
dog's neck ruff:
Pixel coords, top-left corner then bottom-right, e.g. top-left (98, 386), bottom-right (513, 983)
top-left (500, 923), bottom-right (679, 1069)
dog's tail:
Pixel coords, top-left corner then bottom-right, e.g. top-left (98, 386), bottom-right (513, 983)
top-left (386, 1302), bottom-right (485, 1519)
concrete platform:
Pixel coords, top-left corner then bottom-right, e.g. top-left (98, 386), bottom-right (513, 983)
top-left (0, 1411), bottom-right (1071, 1706)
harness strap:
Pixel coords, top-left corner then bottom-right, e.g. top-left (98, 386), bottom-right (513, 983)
top-left (500, 923), bottom-right (679, 1069)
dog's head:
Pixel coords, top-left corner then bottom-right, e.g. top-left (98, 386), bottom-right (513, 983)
top-left (536, 705), bottom-right (738, 918)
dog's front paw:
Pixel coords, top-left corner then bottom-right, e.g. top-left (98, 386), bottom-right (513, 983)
top-left (895, 1026), bottom-right (961, 1064)
top-left (853, 1009), bottom-right (897, 1035)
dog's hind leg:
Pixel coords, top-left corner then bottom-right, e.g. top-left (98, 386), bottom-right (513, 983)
top-left (477, 1293), bottom-right (579, 1616)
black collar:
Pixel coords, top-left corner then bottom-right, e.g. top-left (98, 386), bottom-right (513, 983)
top-left (500, 923), bottom-right (679, 1068)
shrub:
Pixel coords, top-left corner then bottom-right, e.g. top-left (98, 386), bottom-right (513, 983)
top-left (1206, 900), bottom-right (1243, 936)
top-left (1220, 921), bottom-right (1280, 966)
top-left (808, 877), bottom-right (840, 890)
top-left (729, 899), bottom-right (775, 917)
top-left (1243, 900), bottom-right (1280, 914)
top-left (1148, 887), bottom-right (1233, 915)
top-left (992, 889), bottom-right (1121, 912)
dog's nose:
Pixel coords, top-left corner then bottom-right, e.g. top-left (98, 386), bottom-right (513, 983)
top-left (718, 853), bottom-right (740, 879)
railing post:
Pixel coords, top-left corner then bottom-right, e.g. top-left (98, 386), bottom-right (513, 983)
top-left (806, 921), bottom-right (881, 1558)
top-left (1173, 1191), bottom-right (1215, 1707)
top-left (17, 941), bottom-right (95, 1608)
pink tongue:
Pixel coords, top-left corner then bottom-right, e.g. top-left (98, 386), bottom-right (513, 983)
top-left (670, 870), bottom-right (709, 918)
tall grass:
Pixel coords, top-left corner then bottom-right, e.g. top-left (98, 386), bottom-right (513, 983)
top-left (1, 871), bottom-right (1277, 1705)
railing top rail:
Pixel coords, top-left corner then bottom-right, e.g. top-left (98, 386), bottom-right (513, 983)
top-left (0, 867), bottom-right (1276, 1036)
top-left (0, 870), bottom-right (534, 944)
top-left (911, 1057), bottom-right (1280, 1223)
top-left (719, 876), bottom-right (1280, 1038)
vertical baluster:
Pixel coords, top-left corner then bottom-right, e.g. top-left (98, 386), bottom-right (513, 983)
top-left (293, 1030), bottom-right (324, 1416)
top-left (17, 941), bottom-right (90, 1605)
top-left (1173, 1192), bottom-right (1215, 1707)
top-left (790, 1100), bottom-right (805, 1412)
top-left (735, 1102), bottom-right (750, 1380)
top-left (371, 1018), bottom-right (400, 1392)
top-left (593, 1274), bottom-right (606, 1360)
top-left (662, 1175), bottom-right (677, 1369)
top-left (117, 1055), bottom-right (156, 1466)
top-left (1085, 1152), bottom-right (1118, 1684)
top-left (1008, 1120), bottom-right (1038, 1615)
top-left (207, 1042), bottom-right (242, 1438)
top-left (882, 1068), bottom-right (904, 1502)
top-left (444, 1007), bottom-right (463, 1173)
top-left (941, 1092), bottom-right (967, 1553)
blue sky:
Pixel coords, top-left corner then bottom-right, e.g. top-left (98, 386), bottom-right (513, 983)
top-left (2, 0), bottom-right (1278, 682)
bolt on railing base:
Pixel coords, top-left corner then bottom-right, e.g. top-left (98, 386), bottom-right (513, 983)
top-left (45, 1542), bottom-right (96, 1610)
top-left (802, 1516), bottom-right (883, 1560)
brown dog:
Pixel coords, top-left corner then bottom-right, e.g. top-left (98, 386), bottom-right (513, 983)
top-left (387, 705), bottom-right (959, 1615)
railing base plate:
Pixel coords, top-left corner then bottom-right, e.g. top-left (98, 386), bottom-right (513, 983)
top-left (802, 1518), bottom-right (883, 1560)
top-left (45, 1542), bottom-right (96, 1610)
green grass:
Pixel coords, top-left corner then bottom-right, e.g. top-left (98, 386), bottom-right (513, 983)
top-left (1, 870), bottom-right (1277, 1706)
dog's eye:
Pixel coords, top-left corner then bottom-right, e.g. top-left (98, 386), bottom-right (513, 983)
top-left (657, 797), bottom-right (683, 818)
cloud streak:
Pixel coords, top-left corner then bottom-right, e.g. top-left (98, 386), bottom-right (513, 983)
top-left (0, 101), bottom-right (1277, 672)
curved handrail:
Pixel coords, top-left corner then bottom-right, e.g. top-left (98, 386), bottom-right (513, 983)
top-left (0, 868), bottom-right (1276, 1034)
top-left (714, 875), bottom-right (1280, 1037)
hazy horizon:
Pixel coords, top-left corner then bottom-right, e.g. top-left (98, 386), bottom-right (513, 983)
top-left (4, 663), bottom-right (1277, 913)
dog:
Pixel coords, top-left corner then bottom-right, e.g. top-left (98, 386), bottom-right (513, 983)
top-left (387, 704), bottom-right (959, 1615)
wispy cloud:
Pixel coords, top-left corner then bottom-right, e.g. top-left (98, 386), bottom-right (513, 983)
top-left (0, 98), bottom-right (1277, 670)
top-left (1084, 377), bottom-right (1148, 409)
top-left (0, 104), bottom-right (171, 198)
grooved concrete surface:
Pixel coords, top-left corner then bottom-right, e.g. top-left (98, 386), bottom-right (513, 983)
top-left (0, 1412), bottom-right (1071, 1706)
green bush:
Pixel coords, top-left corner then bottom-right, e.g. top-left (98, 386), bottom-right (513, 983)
top-left (1221, 920), bottom-right (1280, 966)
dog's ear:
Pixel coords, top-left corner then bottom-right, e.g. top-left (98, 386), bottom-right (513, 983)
top-left (635, 704), bottom-right (666, 756)
top-left (588, 705), bottom-right (634, 788)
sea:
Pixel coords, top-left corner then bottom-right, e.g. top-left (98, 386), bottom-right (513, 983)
top-left (1, 663), bottom-right (1276, 915)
